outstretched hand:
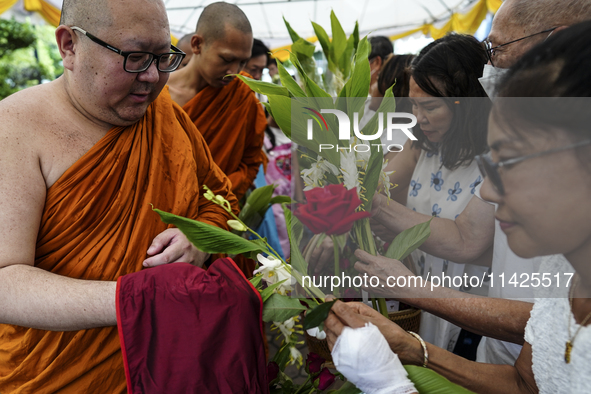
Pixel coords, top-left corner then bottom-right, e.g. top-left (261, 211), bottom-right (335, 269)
top-left (354, 249), bottom-right (418, 298)
top-left (143, 228), bottom-right (210, 268)
top-left (324, 299), bottom-right (420, 365)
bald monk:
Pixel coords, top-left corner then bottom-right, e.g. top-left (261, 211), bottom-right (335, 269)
top-left (0, 0), bottom-right (241, 392)
top-left (168, 1), bottom-right (267, 202)
top-left (177, 33), bottom-right (193, 68)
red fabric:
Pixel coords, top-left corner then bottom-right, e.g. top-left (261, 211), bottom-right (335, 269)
top-left (116, 258), bottom-right (268, 394)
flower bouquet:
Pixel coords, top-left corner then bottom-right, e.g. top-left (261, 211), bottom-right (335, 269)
top-left (153, 11), bottom-right (475, 394)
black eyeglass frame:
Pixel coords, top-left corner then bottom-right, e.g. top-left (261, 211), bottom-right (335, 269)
top-left (483, 27), bottom-right (557, 67)
top-left (71, 26), bottom-right (186, 73)
top-left (476, 139), bottom-right (591, 195)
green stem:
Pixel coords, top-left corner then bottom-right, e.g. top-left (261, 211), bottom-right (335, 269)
top-left (246, 227), bottom-right (285, 264)
top-left (332, 235), bottom-right (340, 297)
top-left (294, 375), bottom-right (312, 394)
top-left (377, 298), bottom-right (389, 318)
top-left (359, 218), bottom-right (388, 317)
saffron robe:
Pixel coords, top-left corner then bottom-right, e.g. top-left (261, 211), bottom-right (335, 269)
top-left (181, 72), bottom-right (268, 201)
top-left (0, 88), bottom-right (237, 394)
top-left (117, 259), bottom-right (268, 394)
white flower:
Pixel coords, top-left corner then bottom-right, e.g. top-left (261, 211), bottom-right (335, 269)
top-left (301, 162), bottom-right (325, 191)
top-left (227, 220), bottom-right (247, 231)
top-left (252, 254), bottom-right (294, 295)
top-left (340, 150), bottom-right (359, 191)
top-left (306, 326), bottom-right (327, 340)
top-left (318, 158), bottom-right (340, 176)
top-left (301, 156), bottom-right (341, 191)
top-left (274, 317), bottom-right (297, 341)
top-left (380, 160), bottom-right (395, 200)
top-left (288, 346), bottom-right (303, 367)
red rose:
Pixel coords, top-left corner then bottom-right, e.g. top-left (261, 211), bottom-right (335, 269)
top-left (294, 184), bottom-right (371, 235)
top-left (266, 361), bottom-right (279, 384)
top-left (305, 352), bottom-right (325, 374)
top-left (340, 257), bottom-right (351, 270)
top-left (314, 367), bottom-right (336, 390)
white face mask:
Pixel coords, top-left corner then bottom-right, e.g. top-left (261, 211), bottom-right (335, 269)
top-left (479, 64), bottom-right (509, 99)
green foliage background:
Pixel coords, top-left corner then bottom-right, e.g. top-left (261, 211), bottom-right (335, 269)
top-left (0, 19), bottom-right (63, 100)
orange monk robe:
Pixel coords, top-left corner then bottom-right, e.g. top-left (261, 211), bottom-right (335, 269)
top-left (182, 71), bottom-right (268, 201)
top-left (0, 87), bottom-right (237, 394)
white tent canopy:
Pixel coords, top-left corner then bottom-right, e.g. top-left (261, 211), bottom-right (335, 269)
top-left (2, 0), bottom-right (497, 50)
top-left (165, 0), bottom-right (479, 48)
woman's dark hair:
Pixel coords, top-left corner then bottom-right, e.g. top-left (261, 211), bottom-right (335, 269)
top-left (494, 20), bottom-right (591, 145)
top-left (411, 34), bottom-right (490, 170)
top-left (251, 38), bottom-right (270, 64)
top-left (377, 54), bottom-right (415, 114)
top-left (368, 36), bottom-right (393, 61)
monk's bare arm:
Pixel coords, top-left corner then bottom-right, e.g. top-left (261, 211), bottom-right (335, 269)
top-left (0, 111), bottom-right (116, 331)
top-left (0, 265), bottom-right (117, 330)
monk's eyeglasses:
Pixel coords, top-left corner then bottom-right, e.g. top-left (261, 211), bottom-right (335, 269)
top-left (71, 26), bottom-right (186, 73)
top-left (476, 139), bottom-right (591, 195)
top-left (483, 27), bottom-right (557, 67)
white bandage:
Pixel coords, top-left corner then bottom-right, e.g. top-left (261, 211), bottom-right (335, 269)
top-left (331, 323), bottom-right (417, 394)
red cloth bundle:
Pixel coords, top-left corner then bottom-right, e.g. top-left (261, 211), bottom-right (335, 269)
top-left (116, 258), bottom-right (269, 393)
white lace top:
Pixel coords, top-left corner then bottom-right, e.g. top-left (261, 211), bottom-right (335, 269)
top-left (524, 254), bottom-right (591, 393)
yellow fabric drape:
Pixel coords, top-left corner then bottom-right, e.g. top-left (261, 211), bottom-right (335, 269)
top-left (23, 0), bottom-right (60, 26)
top-left (272, 0), bottom-right (503, 61)
top-left (0, 0), bottom-right (18, 15)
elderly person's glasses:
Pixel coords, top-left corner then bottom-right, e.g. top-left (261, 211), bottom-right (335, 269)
top-left (71, 26), bottom-right (186, 73)
top-left (476, 139), bottom-right (591, 195)
top-left (483, 27), bottom-right (557, 67)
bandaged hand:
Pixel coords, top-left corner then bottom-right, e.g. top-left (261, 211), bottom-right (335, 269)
top-left (332, 323), bottom-right (417, 394)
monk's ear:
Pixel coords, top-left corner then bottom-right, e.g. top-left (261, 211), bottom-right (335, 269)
top-left (56, 26), bottom-right (78, 72)
top-left (191, 34), bottom-right (206, 55)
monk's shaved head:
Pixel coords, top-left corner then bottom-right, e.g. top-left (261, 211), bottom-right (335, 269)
top-left (60, 0), bottom-right (114, 32)
top-left (196, 2), bottom-right (252, 43)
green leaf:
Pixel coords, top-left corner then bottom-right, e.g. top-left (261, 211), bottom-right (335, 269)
top-left (277, 58), bottom-right (306, 98)
top-left (302, 300), bottom-right (337, 330)
top-left (405, 365), bottom-right (476, 394)
top-left (283, 204), bottom-right (308, 276)
top-left (328, 381), bottom-right (362, 394)
top-left (330, 10), bottom-right (347, 72)
top-left (269, 195), bottom-right (293, 205)
top-left (385, 218), bottom-right (433, 261)
top-left (345, 36), bottom-right (371, 99)
top-left (267, 94), bottom-right (293, 139)
top-left (154, 209), bottom-right (268, 255)
top-left (312, 21), bottom-right (335, 73)
top-left (240, 184), bottom-right (276, 221)
top-left (249, 238), bottom-right (271, 255)
top-left (283, 17), bottom-right (302, 43)
top-left (250, 274), bottom-right (263, 289)
top-left (235, 74), bottom-right (290, 97)
top-left (260, 279), bottom-right (288, 302)
top-left (360, 149), bottom-right (383, 212)
top-left (263, 293), bottom-right (307, 322)
top-left (272, 343), bottom-right (292, 371)
top-left (291, 37), bottom-right (316, 58)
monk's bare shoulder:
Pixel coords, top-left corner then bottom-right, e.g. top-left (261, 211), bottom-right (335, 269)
top-left (0, 83), bottom-right (53, 267)
top-left (167, 68), bottom-right (198, 107)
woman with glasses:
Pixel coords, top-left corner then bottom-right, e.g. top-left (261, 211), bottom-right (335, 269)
top-left (372, 33), bottom-right (492, 353)
top-left (324, 20), bottom-right (591, 393)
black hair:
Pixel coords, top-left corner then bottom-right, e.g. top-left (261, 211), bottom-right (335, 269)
top-left (377, 54), bottom-right (415, 113)
top-left (252, 38), bottom-right (270, 64)
top-left (368, 36), bottom-right (393, 61)
top-left (411, 34), bottom-right (490, 170)
top-left (493, 20), bottom-right (591, 150)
